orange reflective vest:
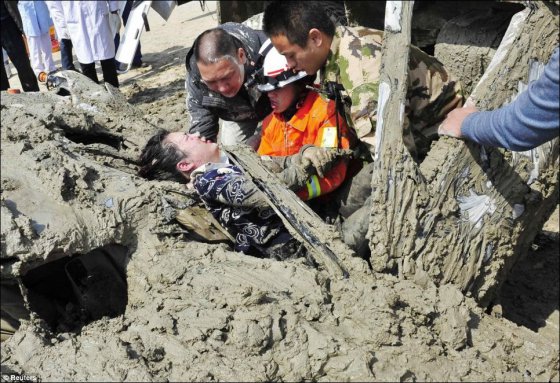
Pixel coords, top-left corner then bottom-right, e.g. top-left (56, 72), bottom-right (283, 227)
top-left (258, 90), bottom-right (357, 200)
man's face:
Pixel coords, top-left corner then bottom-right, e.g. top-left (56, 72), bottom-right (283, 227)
top-left (270, 34), bottom-right (325, 75)
top-left (267, 84), bottom-right (298, 114)
top-left (164, 132), bottom-right (220, 170)
top-left (198, 52), bottom-right (245, 98)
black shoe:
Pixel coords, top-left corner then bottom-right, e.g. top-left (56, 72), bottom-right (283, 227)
top-left (131, 61), bottom-right (149, 69)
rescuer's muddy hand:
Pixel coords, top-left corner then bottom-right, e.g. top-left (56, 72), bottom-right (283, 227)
top-left (300, 145), bottom-right (340, 178)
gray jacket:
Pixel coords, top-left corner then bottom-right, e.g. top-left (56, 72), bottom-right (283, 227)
top-left (185, 22), bottom-right (271, 141)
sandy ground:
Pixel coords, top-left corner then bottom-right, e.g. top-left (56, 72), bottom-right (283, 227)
top-left (2, 1), bottom-right (559, 381)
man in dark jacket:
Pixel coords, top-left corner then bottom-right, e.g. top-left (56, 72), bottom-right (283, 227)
top-left (185, 23), bottom-right (271, 147)
top-left (0, 0), bottom-right (39, 92)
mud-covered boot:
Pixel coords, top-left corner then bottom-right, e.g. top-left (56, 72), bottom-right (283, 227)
top-left (336, 162), bottom-right (375, 218)
top-left (341, 197), bottom-right (372, 259)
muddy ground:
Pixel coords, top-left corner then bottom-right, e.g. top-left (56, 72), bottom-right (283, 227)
top-left (1, 2), bottom-right (559, 382)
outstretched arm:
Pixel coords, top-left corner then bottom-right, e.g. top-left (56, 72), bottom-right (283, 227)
top-left (185, 75), bottom-right (220, 142)
top-left (262, 148), bottom-right (353, 200)
top-left (439, 47), bottom-right (559, 151)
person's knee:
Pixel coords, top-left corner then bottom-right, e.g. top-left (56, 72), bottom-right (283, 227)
top-left (338, 162), bottom-right (374, 217)
top-left (341, 197), bottom-right (372, 258)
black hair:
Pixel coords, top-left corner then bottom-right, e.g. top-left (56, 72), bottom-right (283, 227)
top-left (263, 1), bottom-right (335, 48)
top-left (193, 28), bottom-right (243, 65)
top-left (138, 129), bottom-right (188, 183)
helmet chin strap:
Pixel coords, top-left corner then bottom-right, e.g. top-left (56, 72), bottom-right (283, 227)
top-left (281, 87), bottom-right (310, 121)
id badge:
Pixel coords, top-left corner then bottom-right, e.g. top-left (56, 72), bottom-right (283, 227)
top-left (321, 127), bottom-right (337, 148)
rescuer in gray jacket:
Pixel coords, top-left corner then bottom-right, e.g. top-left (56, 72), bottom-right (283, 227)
top-left (185, 22), bottom-right (271, 146)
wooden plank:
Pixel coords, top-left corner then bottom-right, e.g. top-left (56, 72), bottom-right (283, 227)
top-left (374, 1), bottom-right (414, 156)
top-left (223, 146), bottom-right (351, 279)
top-left (367, 1), bottom-right (422, 274)
top-left (370, 2), bottom-right (559, 306)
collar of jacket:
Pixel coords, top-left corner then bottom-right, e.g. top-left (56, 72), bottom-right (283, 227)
top-left (280, 89), bottom-right (310, 121)
top-left (191, 156), bottom-right (232, 180)
top-left (277, 90), bottom-right (320, 133)
top-left (321, 25), bottom-right (345, 84)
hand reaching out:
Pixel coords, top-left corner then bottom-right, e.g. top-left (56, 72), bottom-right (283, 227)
top-left (438, 105), bottom-right (479, 138)
top-left (300, 146), bottom-right (338, 177)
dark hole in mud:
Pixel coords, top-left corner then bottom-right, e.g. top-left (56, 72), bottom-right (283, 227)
top-left (22, 244), bottom-right (129, 333)
top-left (63, 131), bottom-right (125, 150)
top-left (497, 232), bottom-right (559, 332)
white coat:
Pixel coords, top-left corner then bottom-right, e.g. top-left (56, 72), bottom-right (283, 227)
top-left (57, 1), bottom-right (119, 64)
top-left (18, 0), bottom-right (52, 37)
top-left (44, 1), bottom-right (70, 40)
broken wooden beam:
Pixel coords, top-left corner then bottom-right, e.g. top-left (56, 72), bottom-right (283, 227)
top-left (224, 145), bottom-right (354, 279)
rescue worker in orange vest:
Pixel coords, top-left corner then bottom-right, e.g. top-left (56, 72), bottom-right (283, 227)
top-left (255, 41), bottom-right (359, 203)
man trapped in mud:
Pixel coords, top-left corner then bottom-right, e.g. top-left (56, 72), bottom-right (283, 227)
top-left (138, 130), bottom-right (336, 260)
top-left (185, 23), bottom-right (271, 147)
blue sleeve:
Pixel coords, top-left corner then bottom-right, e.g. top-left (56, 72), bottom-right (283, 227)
top-left (461, 47), bottom-right (560, 151)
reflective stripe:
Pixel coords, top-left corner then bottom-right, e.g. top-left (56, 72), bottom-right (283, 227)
top-left (306, 175), bottom-right (322, 199)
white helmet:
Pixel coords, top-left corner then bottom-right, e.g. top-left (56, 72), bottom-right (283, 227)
top-left (257, 39), bottom-right (308, 92)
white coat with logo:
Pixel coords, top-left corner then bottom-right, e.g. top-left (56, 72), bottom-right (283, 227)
top-left (57, 1), bottom-right (119, 64)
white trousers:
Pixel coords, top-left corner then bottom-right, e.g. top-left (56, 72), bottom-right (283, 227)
top-left (27, 33), bottom-right (57, 76)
